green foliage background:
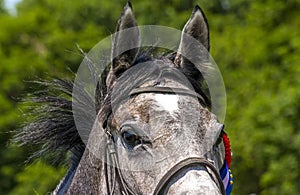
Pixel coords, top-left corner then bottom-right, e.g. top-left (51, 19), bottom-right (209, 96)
top-left (0, 0), bottom-right (299, 194)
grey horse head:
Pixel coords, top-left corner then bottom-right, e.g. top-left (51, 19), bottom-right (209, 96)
top-left (65, 2), bottom-right (227, 194)
top-left (16, 2), bottom-right (233, 195)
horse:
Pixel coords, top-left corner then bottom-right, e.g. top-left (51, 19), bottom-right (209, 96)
top-left (15, 2), bottom-right (233, 195)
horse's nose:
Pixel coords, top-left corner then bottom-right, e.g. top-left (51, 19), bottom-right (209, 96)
top-left (164, 168), bottom-right (221, 195)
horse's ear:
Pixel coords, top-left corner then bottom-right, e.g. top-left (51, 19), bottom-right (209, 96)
top-left (174, 5), bottom-right (210, 70)
top-left (107, 2), bottom-right (140, 87)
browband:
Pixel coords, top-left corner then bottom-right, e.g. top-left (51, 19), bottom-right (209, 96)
top-left (129, 86), bottom-right (205, 104)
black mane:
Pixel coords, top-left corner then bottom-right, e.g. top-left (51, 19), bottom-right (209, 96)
top-left (14, 79), bottom-right (84, 164)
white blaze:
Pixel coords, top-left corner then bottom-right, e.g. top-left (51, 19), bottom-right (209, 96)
top-left (155, 94), bottom-right (178, 112)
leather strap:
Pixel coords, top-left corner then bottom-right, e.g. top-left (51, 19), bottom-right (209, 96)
top-left (153, 157), bottom-right (226, 195)
top-left (130, 86), bottom-right (205, 104)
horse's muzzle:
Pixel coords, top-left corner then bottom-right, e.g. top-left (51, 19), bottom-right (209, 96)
top-left (162, 168), bottom-right (222, 195)
top-left (153, 157), bottom-right (225, 195)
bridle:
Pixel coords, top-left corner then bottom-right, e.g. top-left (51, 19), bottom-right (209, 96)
top-left (130, 86), bottom-right (206, 106)
top-left (103, 86), bottom-right (226, 195)
top-left (153, 157), bottom-right (225, 195)
top-left (104, 136), bottom-right (136, 195)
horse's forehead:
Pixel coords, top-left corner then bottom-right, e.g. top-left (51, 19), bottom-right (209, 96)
top-left (112, 92), bottom-right (203, 129)
top-left (128, 93), bottom-right (181, 120)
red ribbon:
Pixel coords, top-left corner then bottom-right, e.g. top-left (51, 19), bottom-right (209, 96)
top-left (222, 132), bottom-right (232, 168)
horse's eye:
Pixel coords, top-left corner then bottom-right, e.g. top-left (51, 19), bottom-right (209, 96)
top-left (121, 129), bottom-right (141, 149)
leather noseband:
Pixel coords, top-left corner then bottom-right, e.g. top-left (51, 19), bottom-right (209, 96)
top-left (153, 157), bottom-right (226, 195)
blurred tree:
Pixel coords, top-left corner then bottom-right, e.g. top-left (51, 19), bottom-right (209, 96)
top-left (0, 0), bottom-right (127, 194)
top-left (8, 161), bottom-right (66, 195)
top-left (210, 0), bottom-right (300, 194)
top-left (0, 0), bottom-right (5, 14)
